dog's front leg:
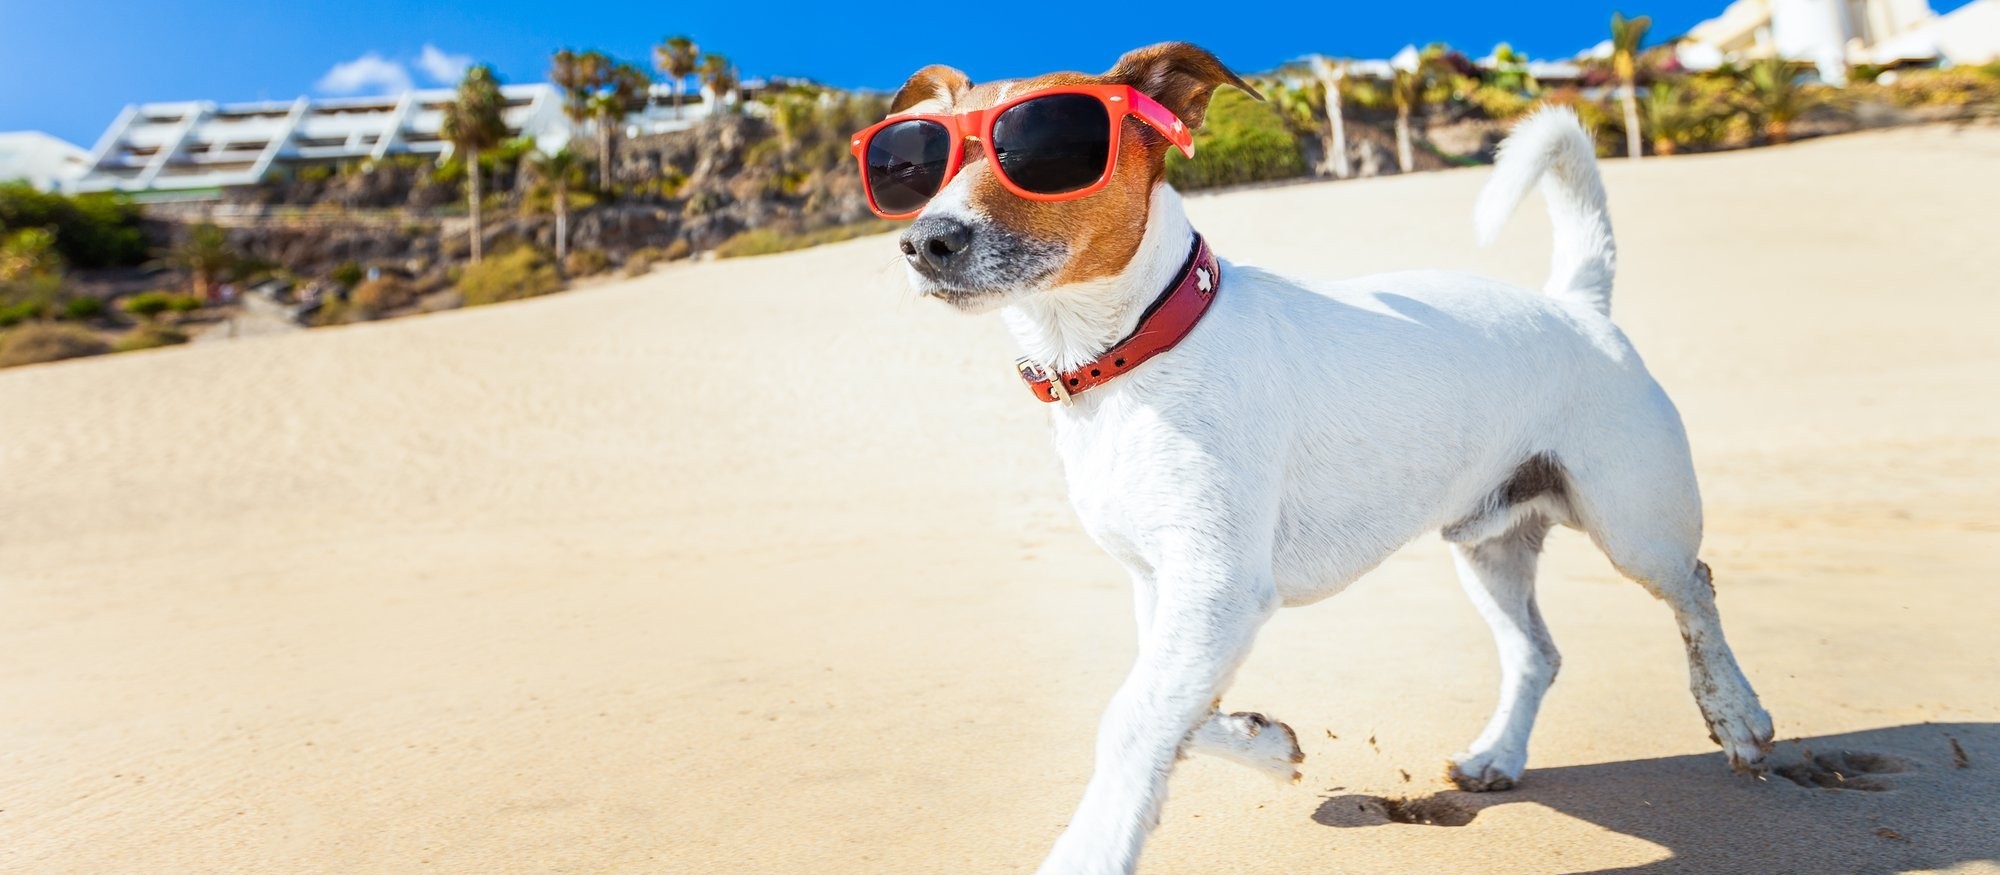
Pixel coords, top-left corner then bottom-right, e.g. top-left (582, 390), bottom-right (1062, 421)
top-left (1036, 566), bottom-right (1276, 875)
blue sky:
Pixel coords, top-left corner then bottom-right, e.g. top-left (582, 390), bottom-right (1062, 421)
top-left (1, 0), bottom-right (1976, 146)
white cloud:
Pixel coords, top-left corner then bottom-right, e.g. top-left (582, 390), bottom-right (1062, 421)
top-left (416, 44), bottom-right (472, 85)
top-left (316, 52), bottom-right (414, 95)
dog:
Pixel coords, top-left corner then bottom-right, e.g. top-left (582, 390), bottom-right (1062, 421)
top-left (856, 42), bottom-right (1776, 875)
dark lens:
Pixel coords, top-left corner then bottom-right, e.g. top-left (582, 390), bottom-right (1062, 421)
top-left (991, 94), bottom-right (1112, 195)
top-left (864, 120), bottom-right (951, 214)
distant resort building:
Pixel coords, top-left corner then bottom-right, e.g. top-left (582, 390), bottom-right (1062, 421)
top-left (66, 79), bottom-right (772, 195)
top-left (0, 131), bottom-right (90, 192)
top-left (1676, 0), bottom-right (2000, 79)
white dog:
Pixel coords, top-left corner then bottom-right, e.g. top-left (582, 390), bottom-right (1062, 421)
top-left (865, 42), bottom-right (1775, 875)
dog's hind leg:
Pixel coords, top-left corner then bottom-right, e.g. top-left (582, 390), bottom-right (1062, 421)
top-left (1447, 515), bottom-right (1560, 791)
top-left (1563, 430), bottom-right (1775, 773)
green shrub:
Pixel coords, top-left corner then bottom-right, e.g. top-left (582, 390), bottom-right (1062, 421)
top-left (112, 323), bottom-right (189, 352)
top-left (1, 227), bottom-right (64, 281)
top-left (564, 247), bottom-right (611, 277)
top-left (62, 296), bottom-right (105, 320)
top-left (625, 246), bottom-right (665, 276)
top-left (330, 261), bottom-right (365, 288)
top-left (683, 189), bottom-right (727, 217)
top-left (167, 294), bottom-right (200, 314)
top-left (0, 322), bottom-right (111, 367)
top-left (121, 290), bottom-right (178, 320)
top-left (1166, 89), bottom-right (1308, 191)
top-left (624, 242), bottom-right (694, 276)
top-left (311, 298), bottom-right (353, 327)
top-left (295, 164), bottom-right (336, 183)
top-left (1465, 82), bottom-right (1537, 121)
top-left (0, 182), bottom-right (147, 268)
top-left (457, 246), bottom-right (563, 306)
top-left (0, 298), bottom-right (46, 327)
top-left (714, 221), bottom-right (901, 259)
top-left (348, 276), bottom-right (416, 318)
top-left (1878, 67), bottom-right (2000, 108)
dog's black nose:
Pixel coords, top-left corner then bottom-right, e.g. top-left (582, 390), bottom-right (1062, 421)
top-left (900, 217), bottom-right (972, 274)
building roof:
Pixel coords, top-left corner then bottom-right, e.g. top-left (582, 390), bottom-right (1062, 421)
top-left (1933, 0), bottom-right (2000, 63)
top-left (0, 131), bottom-right (90, 192)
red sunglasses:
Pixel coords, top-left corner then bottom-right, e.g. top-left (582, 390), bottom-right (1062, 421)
top-left (849, 84), bottom-right (1195, 220)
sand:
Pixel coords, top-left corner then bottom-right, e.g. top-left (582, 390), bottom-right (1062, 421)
top-left (4, 124), bottom-right (1998, 875)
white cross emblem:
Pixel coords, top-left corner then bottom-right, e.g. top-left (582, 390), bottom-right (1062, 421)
top-left (1195, 266), bottom-right (1213, 293)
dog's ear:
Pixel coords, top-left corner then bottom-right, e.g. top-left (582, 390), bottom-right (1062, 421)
top-left (889, 65), bottom-right (972, 114)
top-left (1104, 42), bottom-right (1260, 131)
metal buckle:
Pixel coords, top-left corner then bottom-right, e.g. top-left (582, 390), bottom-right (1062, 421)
top-left (1016, 357), bottom-right (1073, 406)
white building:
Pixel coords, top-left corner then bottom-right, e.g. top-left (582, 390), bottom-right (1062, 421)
top-left (0, 131), bottom-right (90, 192)
top-left (69, 78), bottom-right (761, 194)
top-left (73, 84), bottom-right (567, 193)
top-left (1677, 0), bottom-right (1950, 78)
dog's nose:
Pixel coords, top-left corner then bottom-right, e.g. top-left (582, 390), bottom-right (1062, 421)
top-left (900, 217), bottom-right (972, 274)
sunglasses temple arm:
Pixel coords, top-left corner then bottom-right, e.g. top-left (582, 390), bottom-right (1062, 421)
top-left (1126, 89), bottom-right (1195, 159)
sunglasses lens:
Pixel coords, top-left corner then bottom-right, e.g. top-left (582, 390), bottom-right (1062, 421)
top-left (864, 120), bottom-right (952, 215)
top-left (992, 94), bottom-right (1112, 195)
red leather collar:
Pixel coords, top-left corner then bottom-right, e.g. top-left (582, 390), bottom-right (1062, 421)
top-left (1016, 235), bottom-right (1219, 404)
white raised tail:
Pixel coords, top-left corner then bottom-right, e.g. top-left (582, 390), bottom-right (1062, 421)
top-left (1475, 107), bottom-right (1618, 317)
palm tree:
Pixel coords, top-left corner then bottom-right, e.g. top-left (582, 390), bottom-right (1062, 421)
top-left (589, 63), bottom-right (651, 187)
top-left (1384, 46), bottom-right (1455, 174)
top-left (551, 49), bottom-right (608, 186)
top-left (698, 53), bottom-right (739, 113)
top-left (551, 50), bottom-right (649, 189)
top-left (550, 49), bottom-right (607, 127)
top-left (1641, 82), bottom-right (1729, 156)
top-left (165, 223), bottom-right (236, 302)
top-left (440, 65), bottom-right (507, 264)
top-left (1610, 12), bottom-right (1653, 160)
top-left (1311, 57), bottom-right (1352, 179)
top-left (527, 148), bottom-right (581, 265)
top-left (654, 35), bottom-right (699, 119)
top-left (1391, 66), bottom-right (1422, 172)
top-left (1738, 57), bottom-right (1825, 144)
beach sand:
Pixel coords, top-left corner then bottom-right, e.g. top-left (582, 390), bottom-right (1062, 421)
top-left (4, 124), bottom-right (1998, 874)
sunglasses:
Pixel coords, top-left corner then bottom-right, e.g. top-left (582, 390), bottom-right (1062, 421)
top-left (849, 84), bottom-right (1195, 220)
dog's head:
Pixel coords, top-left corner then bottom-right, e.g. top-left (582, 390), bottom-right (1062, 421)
top-left (877, 43), bottom-right (1256, 311)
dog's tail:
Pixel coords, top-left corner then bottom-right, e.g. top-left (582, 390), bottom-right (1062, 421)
top-left (1474, 106), bottom-right (1616, 317)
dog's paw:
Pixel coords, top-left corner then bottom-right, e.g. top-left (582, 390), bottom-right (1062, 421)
top-left (1702, 699), bottom-right (1776, 774)
top-left (1446, 748), bottom-right (1525, 792)
top-left (1189, 711), bottom-right (1304, 784)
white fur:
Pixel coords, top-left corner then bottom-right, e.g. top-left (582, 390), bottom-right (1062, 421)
top-left (923, 108), bottom-right (1775, 875)
top-left (1474, 106), bottom-right (1618, 315)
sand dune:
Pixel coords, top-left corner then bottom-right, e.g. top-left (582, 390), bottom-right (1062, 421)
top-left (4, 124), bottom-right (1998, 874)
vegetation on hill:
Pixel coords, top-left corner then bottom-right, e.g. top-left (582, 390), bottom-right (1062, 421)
top-left (0, 182), bottom-right (148, 269)
top-left (11, 27), bottom-right (1997, 362)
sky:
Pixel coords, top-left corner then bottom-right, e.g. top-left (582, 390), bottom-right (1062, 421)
top-left (0, 0), bottom-right (1978, 146)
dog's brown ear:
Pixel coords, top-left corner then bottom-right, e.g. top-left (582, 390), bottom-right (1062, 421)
top-left (1105, 42), bottom-right (1260, 131)
top-left (889, 64), bottom-right (972, 114)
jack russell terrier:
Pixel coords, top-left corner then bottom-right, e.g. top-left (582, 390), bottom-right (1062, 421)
top-left (850, 42), bottom-right (1774, 875)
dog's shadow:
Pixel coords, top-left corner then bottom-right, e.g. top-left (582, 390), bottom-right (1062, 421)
top-left (1311, 722), bottom-right (1998, 874)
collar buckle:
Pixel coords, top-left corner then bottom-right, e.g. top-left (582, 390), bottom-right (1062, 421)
top-left (1017, 358), bottom-right (1074, 406)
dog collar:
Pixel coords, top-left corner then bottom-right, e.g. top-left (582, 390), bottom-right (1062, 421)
top-left (1016, 234), bottom-right (1219, 405)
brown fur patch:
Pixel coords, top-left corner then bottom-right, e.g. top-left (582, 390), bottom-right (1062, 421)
top-left (888, 65), bottom-right (971, 114)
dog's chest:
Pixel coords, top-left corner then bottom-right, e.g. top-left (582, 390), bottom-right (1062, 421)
top-left (1049, 404), bottom-right (1208, 563)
